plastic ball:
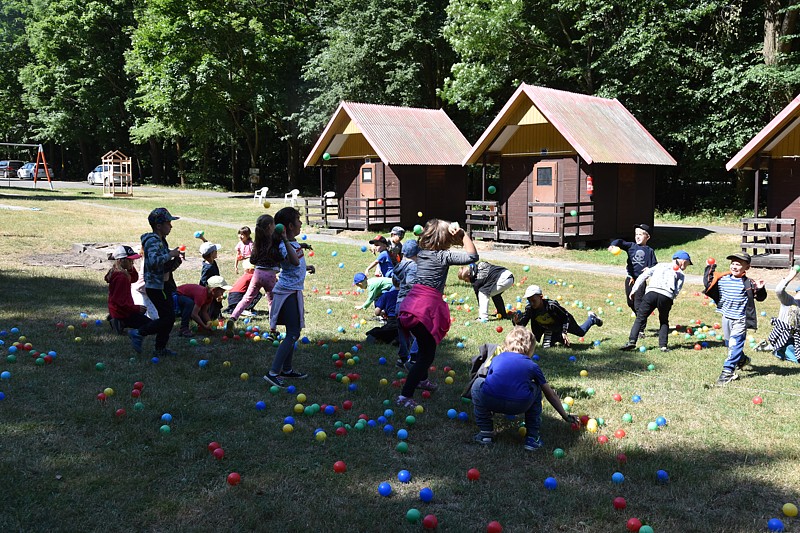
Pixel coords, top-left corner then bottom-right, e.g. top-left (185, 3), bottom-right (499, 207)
top-left (613, 497), bottom-right (627, 510)
top-left (610, 245), bottom-right (621, 256)
top-left (639, 526), bottom-right (654, 533)
top-left (333, 460), bottom-right (346, 473)
top-left (615, 429), bottom-right (627, 439)
top-left (543, 477), bottom-right (557, 490)
top-left (396, 441), bottom-right (409, 453)
top-left (753, 396), bottom-right (763, 405)
top-left (95, 362), bottom-right (105, 371)
top-left (626, 518), bottom-right (642, 532)
top-left (632, 394), bottom-right (642, 403)
top-left (397, 469), bottom-right (411, 483)
top-left (159, 425), bottom-right (171, 434)
top-left (419, 487), bottom-right (434, 502)
top-left (622, 413), bottom-right (633, 423)
top-left (553, 448), bottom-right (565, 458)
top-left (569, 209), bottom-right (577, 216)
top-left (226, 472), bottom-right (241, 486)
top-left (376, 198), bottom-right (384, 205)
top-left (648, 421), bottom-right (659, 431)
top-left (707, 257), bottom-right (716, 265)
top-left (413, 224), bottom-right (423, 235)
top-left (467, 468), bottom-right (481, 481)
top-left (322, 152), bottom-right (331, 161)
top-left (656, 469), bottom-right (669, 482)
top-left (612, 472), bottom-right (625, 484)
top-left (767, 518), bottom-right (785, 532)
top-left (783, 503), bottom-right (798, 517)
top-left (378, 482), bottom-right (392, 497)
top-left (255, 401), bottom-right (266, 411)
top-left (656, 416), bottom-right (667, 426)
top-left (213, 448), bottom-right (225, 460)
top-left (422, 514), bottom-right (438, 530)
top-left (282, 424), bottom-right (293, 433)
top-left (406, 508), bottom-right (421, 524)
top-left (486, 521), bottom-right (502, 533)
top-left (262, 201), bottom-right (270, 208)
top-left (161, 413), bottom-right (173, 423)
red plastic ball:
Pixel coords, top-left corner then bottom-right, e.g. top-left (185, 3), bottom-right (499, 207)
top-left (96, 393), bottom-right (107, 402)
top-left (343, 400), bottom-right (353, 410)
top-left (421, 390), bottom-right (431, 399)
top-left (626, 518), bottom-right (642, 532)
top-left (334, 360), bottom-right (344, 368)
top-left (753, 396), bottom-right (763, 405)
top-left (467, 468), bottom-right (480, 480)
top-left (612, 393), bottom-right (622, 402)
top-left (616, 453), bottom-right (627, 464)
top-left (335, 427), bottom-right (347, 436)
top-left (333, 460), bottom-right (347, 473)
top-left (442, 366), bottom-right (451, 373)
top-left (495, 326), bottom-right (503, 333)
top-left (213, 448), bottom-right (225, 460)
top-left (115, 408), bottom-right (126, 418)
top-left (133, 381), bottom-right (144, 390)
top-left (597, 435), bottom-right (609, 444)
top-left (226, 472), bottom-right (241, 486)
top-left (43, 355), bottom-right (53, 364)
top-left (208, 441), bottom-right (221, 452)
top-left (422, 514), bottom-right (438, 530)
top-left (707, 257), bottom-right (716, 265)
top-left (614, 429), bottom-right (627, 439)
top-left (377, 198), bottom-right (384, 205)
top-left (579, 415), bottom-right (589, 425)
top-left (131, 389), bottom-right (141, 398)
top-left (613, 497), bottom-right (627, 510)
top-left (486, 521), bottom-right (503, 533)
top-left (694, 344), bottom-right (702, 350)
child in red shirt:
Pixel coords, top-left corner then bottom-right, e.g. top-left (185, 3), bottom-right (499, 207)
top-left (175, 276), bottom-right (232, 337)
top-left (105, 245), bottom-right (153, 352)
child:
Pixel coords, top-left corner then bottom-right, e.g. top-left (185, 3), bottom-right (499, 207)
top-left (105, 245), bottom-right (153, 352)
top-left (389, 226), bottom-right (405, 263)
top-left (609, 224), bottom-right (658, 315)
top-left (392, 239), bottom-right (419, 367)
top-left (224, 260), bottom-right (262, 316)
top-left (620, 251), bottom-right (692, 352)
top-left (767, 268), bottom-right (800, 363)
top-left (234, 226), bottom-right (254, 275)
top-left (365, 279), bottom-right (400, 344)
top-left (395, 219), bottom-right (479, 408)
top-left (471, 327), bottom-right (578, 449)
top-left (175, 276), bottom-right (232, 337)
top-left (457, 260), bottom-right (515, 321)
top-left (199, 241), bottom-right (222, 286)
top-left (365, 235), bottom-right (394, 278)
top-left (139, 207), bottom-right (182, 357)
top-left (704, 252), bottom-right (767, 385)
top-left (514, 285), bottom-right (602, 347)
top-left (353, 272), bottom-right (393, 310)
top-left (226, 215), bottom-right (280, 334)
top-left (262, 207), bottom-right (307, 387)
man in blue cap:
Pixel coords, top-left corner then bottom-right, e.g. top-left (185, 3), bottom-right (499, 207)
top-left (620, 250), bottom-right (692, 352)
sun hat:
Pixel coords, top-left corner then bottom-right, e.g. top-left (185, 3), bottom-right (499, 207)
top-left (672, 250), bottom-right (693, 265)
top-left (148, 207), bottom-right (179, 227)
top-left (524, 285), bottom-right (543, 298)
top-left (726, 252), bottom-right (752, 264)
top-left (353, 272), bottom-right (367, 285)
top-left (112, 245), bottom-right (141, 260)
top-left (206, 276), bottom-right (232, 291)
top-left (199, 242), bottom-right (221, 256)
top-left (401, 239), bottom-right (419, 258)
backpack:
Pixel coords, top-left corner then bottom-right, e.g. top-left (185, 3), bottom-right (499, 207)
top-left (461, 343), bottom-right (501, 399)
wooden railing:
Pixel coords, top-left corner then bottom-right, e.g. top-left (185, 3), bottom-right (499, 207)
top-left (741, 217), bottom-right (796, 267)
top-left (303, 196), bottom-right (400, 230)
top-left (465, 200), bottom-right (501, 240)
top-left (528, 201), bottom-right (595, 243)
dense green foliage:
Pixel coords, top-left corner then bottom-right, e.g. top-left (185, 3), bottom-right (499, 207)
top-left (0, 0), bottom-right (797, 208)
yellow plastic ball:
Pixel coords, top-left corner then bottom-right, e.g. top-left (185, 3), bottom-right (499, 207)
top-left (203, 337), bottom-right (211, 345)
top-left (341, 376), bottom-right (351, 385)
top-left (315, 431), bottom-right (327, 442)
top-left (783, 503), bottom-right (798, 517)
top-left (610, 245), bottom-right (622, 256)
top-left (223, 361), bottom-right (231, 368)
top-left (263, 201), bottom-right (271, 208)
top-left (379, 378), bottom-right (388, 386)
top-left (282, 424), bottom-right (293, 433)
top-left (240, 373), bottom-right (249, 381)
top-left (444, 376), bottom-right (454, 385)
top-left (417, 211), bottom-right (423, 217)
top-left (18, 336), bottom-right (26, 343)
top-left (344, 352), bottom-right (352, 359)
top-left (359, 319), bottom-right (366, 325)
top-left (74, 337), bottom-right (82, 343)
top-left (586, 419), bottom-right (598, 433)
top-left (296, 393), bottom-right (307, 403)
top-left (580, 370), bottom-right (588, 377)
top-left (564, 396), bottom-right (575, 407)
top-left (346, 358), bottom-right (355, 366)
top-left (293, 403), bottom-right (304, 414)
top-left (67, 325), bottom-right (75, 331)
top-left (447, 370), bottom-right (456, 377)
top-left (103, 387), bottom-right (115, 397)
top-left (252, 336), bottom-right (261, 343)
top-left (414, 405), bottom-right (424, 414)
top-left (518, 426), bottom-right (527, 436)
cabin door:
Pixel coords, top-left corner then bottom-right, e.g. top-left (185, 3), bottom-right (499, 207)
top-left (359, 163), bottom-right (376, 199)
top-left (531, 162), bottom-right (558, 233)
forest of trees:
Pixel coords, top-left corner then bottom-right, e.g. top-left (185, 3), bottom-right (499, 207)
top-left (0, 0), bottom-right (797, 211)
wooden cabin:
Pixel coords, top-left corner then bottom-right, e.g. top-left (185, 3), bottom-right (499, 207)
top-left (303, 102), bottom-right (471, 230)
top-left (463, 84), bottom-right (677, 246)
top-left (726, 93), bottom-right (800, 267)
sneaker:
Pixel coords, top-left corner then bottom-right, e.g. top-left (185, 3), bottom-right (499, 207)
top-left (240, 310), bottom-right (256, 317)
top-left (524, 435), bottom-right (544, 450)
top-left (589, 311), bottom-right (603, 327)
top-left (396, 357), bottom-right (409, 369)
top-left (638, 331), bottom-right (646, 339)
top-left (619, 340), bottom-right (637, 351)
top-left (178, 328), bottom-right (193, 338)
top-left (395, 395), bottom-right (418, 409)
top-left (417, 379), bottom-right (439, 392)
top-left (660, 346), bottom-right (669, 352)
top-left (473, 432), bottom-right (494, 446)
top-left (154, 348), bottom-right (178, 357)
top-left (128, 329), bottom-right (143, 354)
top-left (225, 319), bottom-right (235, 337)
top-left (263, 373), bottom-right (285, 387)
top-left (715, 370), bottom-right (739, 386)
top-left (280, 369), bottom-right (308, 379)
top-left (736, 355), bottom-right (751, 370)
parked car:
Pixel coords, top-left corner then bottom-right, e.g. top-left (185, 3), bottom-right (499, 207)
top-left (17, 162), bottom-right (55, 180)
top-left (87, 164), bottom-right (123, 185)
top-left (0, 160), bottom-right (25, 179)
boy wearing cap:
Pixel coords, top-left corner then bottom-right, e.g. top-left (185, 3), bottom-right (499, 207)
top-left (514, 285), bottom-right (602, 347)
top-left (704, 252), bottom-right (767, 385)
top-left (457, 260), bottom-right (515, 321)
top-left (105, 245), bottom-right (152, 347)
top-left (389, 226), bottom-right (405, 263)
top-left (353, 272), bottom-right (393, 310)
top-left (175, 276), bottom-right (232, 337)
top-left (609, 224), bottom-right (658, 315)
top-left (620, 251), bottom-right (692, 352)
top-left (198, 241), bottom-right (222, 286)
top-left (140, 207), bottom-right (182, 356)
top-left (365, 235), bottom-right (395, 278)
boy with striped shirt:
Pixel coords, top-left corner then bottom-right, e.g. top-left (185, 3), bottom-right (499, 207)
top-left (704, 252), bottom-right (767, 385)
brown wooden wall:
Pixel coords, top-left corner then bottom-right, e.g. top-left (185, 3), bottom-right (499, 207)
top-left (767, 158), bottom-right (800, 244)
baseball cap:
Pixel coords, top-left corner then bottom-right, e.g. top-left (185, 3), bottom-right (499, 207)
top-left (726, 252), bottom-right (752, 264)
top-left (672, 250), bottom-right (692, 265)
top-left (148, 207), bottom-right (179, 227)
top-left (112, 245), bottom-right (141, 260)
top-left (401, 239), bottom-right (420, 258)
top-left (391, 226), bottom-right (406, 237)
top-left (353, 272), bottom-right (367, 285)
top-left (206, 275), bottom-right (232, 291)
top-left (199, 242), bottom-right (221, 256)
top-left (524, 285), bottom-right (543, 298)
top-left (634, 223), bottom-right (652, 234)
top-left (369, 235), bottom-right (389, 246)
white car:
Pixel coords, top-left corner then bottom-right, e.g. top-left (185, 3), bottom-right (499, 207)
top-left (17, 162), bottom-right (54, 180)
top-left (87, 164), bottom-right (123, 185)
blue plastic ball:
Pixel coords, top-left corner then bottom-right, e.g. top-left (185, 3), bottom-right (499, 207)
top-left (256, 401), bottom-right (266, 411)
top-left (768, 518), bottom-right (785, 532)
top-left (378, 482), bottom-right (392, 497)
top-left (324, 405), bottom-right (335, 415)
top-left (301, 234), bottom-right (307, 240)
top-left (611, 472), bottom-right (625, 484)
top-left (1, 371), bottom-right (10, 380)
top-left (456, 342), bottom-right (465, 349)
top-left (638, 346), bottom-right (647, 352)
top-left (337, 326), bottom-right (345, 333)
top-left (331, 251), bottom-right (338, 257)
top-left (632, 395), bottom-right (642, 403)
top-left (8, 346), bottom-right (16, 354)
top-left (151, 357), bottom-right (160, 364)
top-left (284, 416), bottom-right (296, 425)
top-left (161, 413), bottom-right (173, 423)
top-left (198, 359), bottom-right (208, 368)
top-left (656, 469), bottom-right (669, 482)
top-left (568, 356), bottom-right (576, 362)
top-left (397, 469), bottom-right (411, 483)
top-left (338, 263), bottom-right (344, 268)
top-left (367, 419), bottom-right (377, 427)
top-left (383, 424), bottom-right (394, 434)
top-left (419, 487), bottom-right (434, 502)
top-left (286, 385), bottom-right (296, 393)
top-left (447, 409), bottom-right (457, 419)
top-left (10, 328), bottom-right (19, 334)
top-left (378, 357), bottom-right (387, 365)
top-left (0, 330), bottom-right (6, 337)
top-left (384, 409), bottom-right (394, 418)
top-left (0, 392), bottom-right (5, 401)
top-left (348, 383), bottom-right (358, 391)
top-left (656, 416), bottom-right (667, 426)
top-left (301, 336), bottom-right (310, 344)
top-left (532, 354), bottom-right (540, 361)
top-left (544, 477), bottom-right (558, 490)
top-left (397, 429), bottom-right (408, 440)
top-left (95, 319), bottom-right (103, 326)
top-left (378, 416), bottom-right (387, 425)
top-left (361, 246), bottom-right (367, 252)
top-left (458, 411), bottom-right (469, 421)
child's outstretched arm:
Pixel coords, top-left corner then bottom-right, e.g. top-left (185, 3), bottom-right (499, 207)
top-left (280, 236), bottom-right (300, 266)
top-left (541, 383), bottom-right (578, 425)
top-left (365, 259), bottom-right (379, 276)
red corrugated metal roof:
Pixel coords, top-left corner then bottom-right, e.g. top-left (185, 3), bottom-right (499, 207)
top-left (304, 102), bottom-right (471, 167)
top-left (464, 84), bottom-right (676, 166)
top-left (726, 94), bottom-right (800, 171)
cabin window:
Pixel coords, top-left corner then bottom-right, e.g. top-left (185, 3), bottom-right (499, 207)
top-left (362, 167), bottom-right (373, 183)
top-left (537, 167), bottom-right (553, 186)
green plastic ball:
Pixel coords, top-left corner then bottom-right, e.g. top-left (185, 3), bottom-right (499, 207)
top-left (322, 152), bottom-right (331, 161)
top-left (406, 508), bottom-right (422, 523)
top-left (586, 388), bottom-right (595, 396)
top-left (275, 223), bottom-right (285, 234)
top-left (647, 422), bottom-right (659, 431)
top-left (35, 357), bottom-right (45, 366)
top-left (622, 413), bottom-right (633, 423)
top-left (396, 441), bottom-right (409, 453)
top-left (270, 386), bottom-right (280, 394)
top-left (553, 448), bottom-right (565, 458)
top-left (487, 185), bottom-right (497, 194)
top-left (95, 362), bottom-right (105, 371)
top-left (159, 424), bottom-right (171, 434)
top-left (647, 364), bottom-right (656, 371)
top-left (570, 210), bottom-right (578, 216)
top-left (413, 224), bottom-right (423, 235)
top-left (134, 402), bottom-right (144, 411)
top-left (406, 415), bottom-right (416, 425)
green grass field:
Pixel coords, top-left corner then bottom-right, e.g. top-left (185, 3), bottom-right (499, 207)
top-left (0, 186), bottom-right (798, 532)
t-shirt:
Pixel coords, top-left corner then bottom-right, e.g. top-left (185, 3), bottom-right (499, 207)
top-left (610, 240), bottom-right (657, 279)
top-left (361, 277), bottom-right (394, 309)
top-left (200, 261), bottom-right (219, 286)
top-left (177, 284), bottom-right (212, 308)
top-left (230, 271), bottom-right (254, 294)
top-left (415, 249), bottom-right (480, 293)
top-left (236, 240), bottom-right (254, 260)
top-left (375, 288), bottom-right (399, 317)
top-left (376, 250), bottom-right (394, 278)
top-left (274, 240), bottom-right (306, 291)
top-left (718, 275), bottom-right (748, 320)
top-left (481, 352), bottom-right (547, 402)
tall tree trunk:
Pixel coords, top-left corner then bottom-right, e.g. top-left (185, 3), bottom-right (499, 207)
top-left (176, 139), bottom-right (185, 187)
top-left (149, 138), bottom-right (162, 184)
top-left (286, 136), bottom-right (300, 190)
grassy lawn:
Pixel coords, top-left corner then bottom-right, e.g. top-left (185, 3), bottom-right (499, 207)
top-left (1, 187), bottom-right (798, 532)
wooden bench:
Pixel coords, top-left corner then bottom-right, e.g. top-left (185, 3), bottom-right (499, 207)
top-left (741, 217), bottom-right (796, 268)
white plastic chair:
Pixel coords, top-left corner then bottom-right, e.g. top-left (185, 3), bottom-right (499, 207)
top-left (284, 188), bottom-right (300, 207)
top-left (323, 191), bottom-right (337, 206)
top-left (253, 187), bottom-right (268, 205)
